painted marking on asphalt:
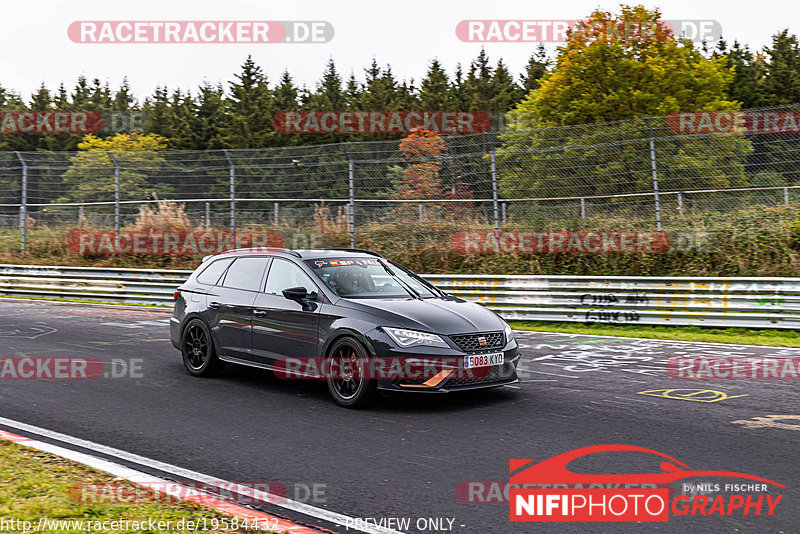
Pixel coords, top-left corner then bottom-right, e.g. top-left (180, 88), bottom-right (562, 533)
top-left (637, 389), bottom-right (748, 403)
top-left (732, 415), bottom-right (800, 431)
top-left (0, 416), bottom-right (404, 534)
top-left (522, 369), bottom-right (579, 379)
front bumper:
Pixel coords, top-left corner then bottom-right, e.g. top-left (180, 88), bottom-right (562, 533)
top-left (365, 328), bottom-right (521, 393)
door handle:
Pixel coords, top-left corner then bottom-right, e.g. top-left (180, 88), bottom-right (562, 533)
top-left (253, 309), bottom-right (268, 317)
top-left (208, 301), bottom-right (222, 309)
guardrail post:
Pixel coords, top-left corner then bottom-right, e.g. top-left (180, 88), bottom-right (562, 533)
top-left (223, 150), bottom-right (236, 236)
top-left (491, 148), bottom-right (499, 232)
top-left (644, 117), bottom-right (662, 231)
top-left (14, 152), bottom-right (27, 254)
top-left (106, 151), bottom-right (121, 248)
top-left (344, 143), bottom-right (355, 248)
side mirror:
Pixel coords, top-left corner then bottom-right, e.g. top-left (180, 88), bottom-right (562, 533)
top-left (282, 286), bottom-right (308, 302)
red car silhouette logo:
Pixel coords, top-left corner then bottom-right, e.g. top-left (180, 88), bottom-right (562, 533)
top-left (510, 444), bottom-right (785, 487)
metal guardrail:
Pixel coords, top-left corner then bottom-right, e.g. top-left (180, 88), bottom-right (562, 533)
top-left (1, 264), bottom-right (798, 329)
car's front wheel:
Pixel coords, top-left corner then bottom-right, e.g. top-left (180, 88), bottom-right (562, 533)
top-left (181, 318), bottom-right (222, 377)
top-left (325, 337), bottom-right (378, 408)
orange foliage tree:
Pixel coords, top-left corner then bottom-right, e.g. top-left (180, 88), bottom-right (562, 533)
top-left (391, 129), bottom-right (473, 221)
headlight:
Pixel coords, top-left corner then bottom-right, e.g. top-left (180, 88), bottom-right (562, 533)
top-left (383, 327), bottom-right (449, 348)
top-left (504, 323), bottom-right (515, 344)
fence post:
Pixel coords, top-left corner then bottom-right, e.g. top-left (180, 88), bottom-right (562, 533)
top-left (678, 192), bottom-right (684, 216)
top-left (273, 202), bottom-right (279, 226)
top-left (784, 187), bottom-right (790, 207)
top-left (418, 203), bottom-right (423, 223)
top-left (502, 202), bottom-right (507, 224)
top-left (205, 202), bottom-right (211, 231)
top-left (580, 198), bottom-right (586, 220)
top-left (223, 150), bottom-right (236, 237)
top-left (644, 117), bottom-right (662, 231)
top-left (15, 152), bottom-right (27, 253)
top-left (344, 143), bottom-right (355, 248)
top-left (106, 151), bottom-right (121, 248)
top-left (491, 148), bottom-right (499, 233)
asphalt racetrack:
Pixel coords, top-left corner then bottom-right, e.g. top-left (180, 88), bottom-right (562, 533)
top-left (1, 299), bottom-right (798, 533)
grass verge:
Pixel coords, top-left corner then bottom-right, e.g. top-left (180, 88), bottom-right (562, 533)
top-left (510, 321), bottom-right (800, 347)
top-left (0, 440), bottom-right (267, 533)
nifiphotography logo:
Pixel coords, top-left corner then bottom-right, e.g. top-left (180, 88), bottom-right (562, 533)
top-left (509, 445), bottom-right (784, 522)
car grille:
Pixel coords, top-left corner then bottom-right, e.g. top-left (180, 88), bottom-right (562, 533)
top-left (450, 332), bottom-right (504, 353)
top-left (445, 362), bottom-right (517, 388)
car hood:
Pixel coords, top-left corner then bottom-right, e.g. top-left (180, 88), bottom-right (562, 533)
top-left (338, 296), bottom-right (506, 334)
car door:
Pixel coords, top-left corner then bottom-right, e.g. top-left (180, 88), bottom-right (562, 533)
top-left (207, 256), bottom-right (270, 361)
top-left (251, 258), bottom-right (321, 368)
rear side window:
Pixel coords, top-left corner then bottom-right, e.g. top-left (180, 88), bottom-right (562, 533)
top-left (196, 258), bottom-right (234, 285)
top-left (221, 257), bottom-right (270, 291)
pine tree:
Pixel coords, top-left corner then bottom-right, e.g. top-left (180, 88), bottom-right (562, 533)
top-left (345, 72), bottom-right (362, 109)
top-left (720, 41), bottom-right (766, 108)
top-left (463, 49), bottom-right (493, 110)
top-left (194, 82), bottom-right (230, 149)
top-left (489, 59), bottom-right (521, 112)
top-left (273, 70), bottom-right (299, 110)
top-left (451, 63), bottom-right (467, 109)
top-left (520, 44), bottom-right (549, 93)
top-left (762, 30), bottom-right (800, 105)
top-left (224, 55), bottom-right (274, 148)
top-left (113, 78), bottom-right (136, 111)
top-left (360, 59), bottom-right (399, 110)
top-left (308, 58), bottom-right (345, 110)
top-left (418, 59), bottom-right (452, 110)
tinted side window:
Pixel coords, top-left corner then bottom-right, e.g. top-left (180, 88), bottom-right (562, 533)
top-left (264, 259), bottom-right (319, 300)
top-left (221, 257), bottom-right (269, 291)
top-left (196, 258), bottom-right (234, 285)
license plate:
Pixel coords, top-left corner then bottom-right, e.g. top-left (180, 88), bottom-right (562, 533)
top-left (464, 352), bottom-right (504, 369)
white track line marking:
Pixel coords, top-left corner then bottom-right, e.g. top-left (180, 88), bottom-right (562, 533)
top-left (0, 417), bottom-right (403, 534)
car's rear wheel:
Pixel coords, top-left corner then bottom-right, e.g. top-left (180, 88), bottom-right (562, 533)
top-left (325, 337), bottom-right (378, 408)
top-left (181, 318), bottom-right (222, 377)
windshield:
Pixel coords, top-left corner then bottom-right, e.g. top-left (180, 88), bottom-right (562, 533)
top-left (306, 258), bottom-right (437, 299)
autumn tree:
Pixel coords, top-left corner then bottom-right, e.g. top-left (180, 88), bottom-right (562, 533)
top-left (60, 133), bottom-right (169, 203)
top-left (499, 5), bottom-right (752, 199)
